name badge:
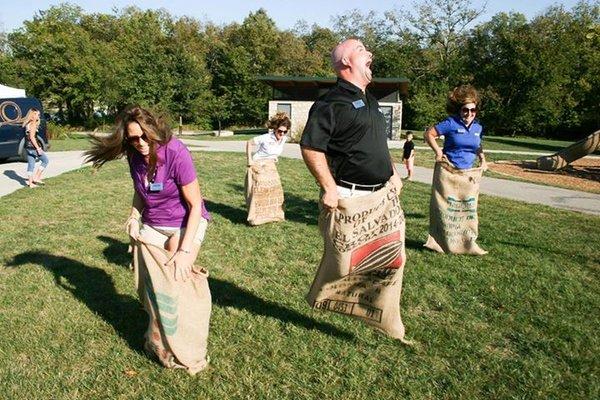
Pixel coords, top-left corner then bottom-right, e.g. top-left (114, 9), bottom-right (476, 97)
top-left (457, 128), bottom-right (466, 133)
top-left (352, 99), bottom-right (365, 109)
top-left (149, 182), bottom-right (163, 192)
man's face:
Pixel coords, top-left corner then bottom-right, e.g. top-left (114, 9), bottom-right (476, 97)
top-left (345, 40), bottom-right (373, 85)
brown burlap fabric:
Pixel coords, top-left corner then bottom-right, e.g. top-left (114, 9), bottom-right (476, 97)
top-left (245, 159), bottom-right (285, 226)
top-left (132, 239), bottom-right (211, 375)
top-left (424, 159), bottom-right (487, 255)
top-left (306, 182), bottom-right (408, 340)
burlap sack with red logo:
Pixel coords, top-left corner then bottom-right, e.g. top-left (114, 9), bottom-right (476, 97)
top-left (132, 238), bottom-right (211, 375)
top-left (424, 159), bottom-right (487, 255)
top-left (306, 182), bottom-right (407, 340)
top-left (245, 159), bottom-right (285, 226)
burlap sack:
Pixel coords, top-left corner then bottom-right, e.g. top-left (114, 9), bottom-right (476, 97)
top-left (306, 182), bottom-right (407, 340)
top-left (424, 159), bottom-right (487, 255)
top-left (245, 159), bottom-right (285, 226)
top-left (132, 239), bottom-right (211, 375)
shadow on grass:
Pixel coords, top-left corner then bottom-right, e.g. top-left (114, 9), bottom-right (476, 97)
top-left (405, 238), bottom-right (428, 252)
top-left (404, 212), bottom-right (427, 219)
top-left (7, 251), bottom-right (147, 354)
top-left (204, 199), bottom-right (247, 224)
top-left (209, 277), bottom-right (355, 341)
top-left (98, 235), bottom-right (131, 268)
top-left (3, 170), bottom-right (27, 186)
top-left (97, 236), bottom-right (354, 340)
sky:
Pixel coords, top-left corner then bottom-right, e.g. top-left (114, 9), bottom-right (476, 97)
top-left (0, 0), bottom-right (587, 33)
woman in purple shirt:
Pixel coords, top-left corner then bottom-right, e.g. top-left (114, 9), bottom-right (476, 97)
top-left (85, 106), bottom-right (210, 280)
top-left (86, 106), bottom-right (211, 373)
top-left (424, 85), bottom-right (487, 170)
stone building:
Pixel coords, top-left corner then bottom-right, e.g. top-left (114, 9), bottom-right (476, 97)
top-left (258, 76), bottom-right (408, 140)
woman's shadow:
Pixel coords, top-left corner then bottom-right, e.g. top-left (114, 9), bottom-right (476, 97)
top-left (7, 250), bottom-right (148, 354)
top-left (3, 170), bottom-right (28, 186)
top-left (97, 235), bottom-right (354, 341)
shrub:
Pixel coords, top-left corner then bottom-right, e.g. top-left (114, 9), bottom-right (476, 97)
top-left (289, 123), bottom-right (305, 143)
top-left (46, 122), bottom-right (72, 140)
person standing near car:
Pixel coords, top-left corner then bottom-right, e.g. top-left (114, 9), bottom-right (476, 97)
top-left (22, 108), bottom-right (49, 188)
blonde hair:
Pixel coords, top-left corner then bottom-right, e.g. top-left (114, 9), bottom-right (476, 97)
top-left (22, 108), bottom-right (40, 131)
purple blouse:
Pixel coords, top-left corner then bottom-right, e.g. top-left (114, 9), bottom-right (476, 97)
top-left (129, 137), bottom-right (210, 227)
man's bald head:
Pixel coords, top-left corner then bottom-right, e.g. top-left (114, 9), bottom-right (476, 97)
top-left (331, 38), bottom-right (361, 73)
top-left (330, 38), bottom-right (373, 91)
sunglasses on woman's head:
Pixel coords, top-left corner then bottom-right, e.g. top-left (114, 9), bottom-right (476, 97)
top-left (126, 133), bottom-right (148, 144)
top-left (276, 128), bottom-right (288, 134)
top-left (461, 106), bottom-right (477, 114)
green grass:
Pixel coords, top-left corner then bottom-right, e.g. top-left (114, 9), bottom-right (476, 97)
top-left (405, 133), bottom-right (600, 155)
top-left (180, 133), bottom-right (259, 141)
top-left (1, 152), bottom-right (598, 399)
top-left (48, 136), bottom-right (93, 152)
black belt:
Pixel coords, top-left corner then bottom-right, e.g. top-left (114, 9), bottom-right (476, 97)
top-left (336, 179), bottom-right (385, 192)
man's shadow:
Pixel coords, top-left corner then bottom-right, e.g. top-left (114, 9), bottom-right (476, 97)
top-left (208, 277), bottom-right (353, 340)
top-left (98, 235), bottom-right (354, 341)
top-left (7, 250), bottom-right (147, 354)
top-left (203, 199), bottom-right (247, 225)
top-left (3, 170), bottom-right (27, 186)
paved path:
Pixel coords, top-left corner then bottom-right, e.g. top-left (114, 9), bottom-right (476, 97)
top-left (183, 139), bottom-right (600, 215)
top-left (1, 141), bottom-right (599, 216)
top-left (0, 151), bottom-right (88, 197)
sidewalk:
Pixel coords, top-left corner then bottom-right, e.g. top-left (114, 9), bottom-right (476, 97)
top-left (0, 151), bottom-right (88, 197)
top-left (1, 142), bottom-right (599, 216)
top-left (182, 139), bottom-right (600, 215)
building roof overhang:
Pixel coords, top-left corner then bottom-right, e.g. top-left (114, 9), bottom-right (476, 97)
top-left (257, 75), bottom-right (409, 97)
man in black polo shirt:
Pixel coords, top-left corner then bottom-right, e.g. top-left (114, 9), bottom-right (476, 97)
top-left (300, 38), bottom-right (402, 210)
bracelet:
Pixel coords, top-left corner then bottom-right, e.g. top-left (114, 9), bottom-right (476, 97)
top-left (178, 249), bottom-right (191, 254)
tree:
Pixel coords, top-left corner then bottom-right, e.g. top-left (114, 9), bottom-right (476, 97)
top-left (466, 2), bottom-right (600, 137)
top-left (9, 4), bottom-right (104, 123)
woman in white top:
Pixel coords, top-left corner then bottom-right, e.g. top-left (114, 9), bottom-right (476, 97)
top-left (246, 112), bottom-right (290, 165)
top-left (244, 112), bottom-right (291, 225)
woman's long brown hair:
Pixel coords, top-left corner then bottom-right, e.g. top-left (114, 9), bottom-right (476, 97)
top-left (84, 106), bottom-right (172, 179)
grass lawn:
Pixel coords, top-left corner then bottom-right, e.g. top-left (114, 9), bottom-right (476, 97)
top-left (179, 133), bottom-right (259, 141)
top-left (48, 134), bottom-right (257, 152)
top-left (0, 152), bottom-right (598, 399)
top-left (48, 136), bottom-right (93, 152)
top-left (404, 132), bottom-right (600, 155)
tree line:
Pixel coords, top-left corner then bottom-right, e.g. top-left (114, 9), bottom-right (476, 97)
top-left (0, 0), bottom-right (598, 138)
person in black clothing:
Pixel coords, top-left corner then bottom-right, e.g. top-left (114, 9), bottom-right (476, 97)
top-left (402, 131), bottom-right (415, 180)
top-left (300, 38), bottom-right (402, 210)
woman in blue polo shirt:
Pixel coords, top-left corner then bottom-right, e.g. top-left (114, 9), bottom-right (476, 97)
top-left (423, 85), bottom-right (489, 255)
top-left (425, 85), bottom-right (487, 170)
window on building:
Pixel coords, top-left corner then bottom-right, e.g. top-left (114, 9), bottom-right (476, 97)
top-left (277, 103), bottom-right (292, 118)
